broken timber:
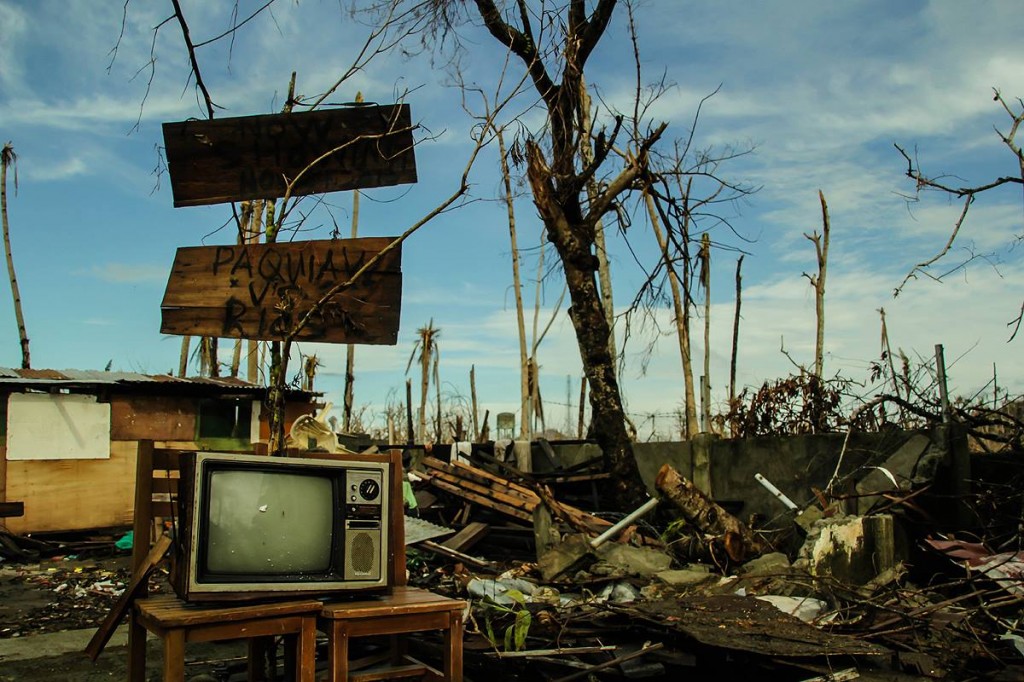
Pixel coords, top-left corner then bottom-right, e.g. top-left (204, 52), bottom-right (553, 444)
top-left (655, 463), bottom-right (769, 563)
top-left (419, 457), bottom-right (610, 534)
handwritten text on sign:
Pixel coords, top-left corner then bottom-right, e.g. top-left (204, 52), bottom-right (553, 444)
top-left (162, 105), bottom-right (417, 207)
top-left (160, 238), bottom-right (402, 344)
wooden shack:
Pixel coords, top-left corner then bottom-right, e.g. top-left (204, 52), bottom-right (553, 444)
top-left (0, 368), bottom-right (319, 534)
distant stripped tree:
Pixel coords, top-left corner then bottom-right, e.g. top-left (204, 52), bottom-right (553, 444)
top-left (804, 190), bottom-right (831, 378)
top-left (1, 142), bottom-right (29, 369)
top-left (406, 319), bottom-right (440, 443)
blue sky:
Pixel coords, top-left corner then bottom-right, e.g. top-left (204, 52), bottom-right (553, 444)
top-left (1, 1), bottom-right (1022, 438)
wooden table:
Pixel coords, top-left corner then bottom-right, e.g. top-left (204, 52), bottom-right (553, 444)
top-left (134, 594), bottom-right (321, 682)
top-left (317, 587), bottom-right (466, 682)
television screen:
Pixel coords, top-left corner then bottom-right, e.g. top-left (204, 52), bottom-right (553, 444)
top-left (205, 470), bottom-right (334, 575)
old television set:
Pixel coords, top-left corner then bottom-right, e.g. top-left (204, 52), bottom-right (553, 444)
top-left (172, 451), bottom-right (393, 602)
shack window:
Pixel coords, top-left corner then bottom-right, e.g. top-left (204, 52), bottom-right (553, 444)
top-left (197, 399), bottom-right (253, 441)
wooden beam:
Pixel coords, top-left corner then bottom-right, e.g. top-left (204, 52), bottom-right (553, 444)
top-left (440, 521), bottom-right (490, 553)
top-left (162, 105), bottom-right (417, 207)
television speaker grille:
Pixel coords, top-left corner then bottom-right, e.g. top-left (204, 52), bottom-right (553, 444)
top-left (344, 528), bottom-right (381, 580)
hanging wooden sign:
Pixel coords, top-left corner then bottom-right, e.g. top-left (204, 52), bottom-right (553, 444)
top-left (162, 105), bottom-right (417, 207)
top-left (160, 237), bottom-right (402, 344)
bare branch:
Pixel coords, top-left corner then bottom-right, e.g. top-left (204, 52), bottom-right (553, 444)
top-left (169, 0), bottom-right (218, 119)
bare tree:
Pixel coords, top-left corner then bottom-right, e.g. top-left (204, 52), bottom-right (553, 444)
top-left (729, 255), bottom-right (744, 405)
top-left (406, 319), bottom-right (440, 443)
top-left (396, 0), bottom-right (670, 507)
top-left (1, 143), bottom-right (29, 369)
top-left (895, 89), bottom-right (1024, 340)
top-left (804, 190), bottom-right (831, 378)
top-left (494, 125), bottom-right (531, 439)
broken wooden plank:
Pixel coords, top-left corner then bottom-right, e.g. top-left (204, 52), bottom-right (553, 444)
top-left (420, 476), bottom-right (533, 521)
top-left (441, 521), bottom-right (490, 553)
top-left (416, 540), bottom-right (496, 570)
top-left (421, 456), bottom-right (612, 534)
top-left (85, 534), bottom-right (173, 661)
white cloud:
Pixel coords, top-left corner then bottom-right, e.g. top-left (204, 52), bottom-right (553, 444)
top-left (22, 155), bottom-right (88, 182)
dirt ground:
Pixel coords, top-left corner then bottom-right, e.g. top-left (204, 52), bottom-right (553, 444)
top-left (0, 552), bottom-right (249, 681)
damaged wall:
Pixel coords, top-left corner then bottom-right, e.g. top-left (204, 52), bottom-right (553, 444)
top-left (547, 427), bottom-right (969, 529)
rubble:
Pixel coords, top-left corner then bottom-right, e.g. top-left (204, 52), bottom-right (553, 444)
top-left (403, 430), bottom-right (1024, 681)
top-left (2, 423), bottom-right (1023, 680)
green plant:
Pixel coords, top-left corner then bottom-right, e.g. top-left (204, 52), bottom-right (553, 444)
top-left (480, 589), bottom-right (532, 652)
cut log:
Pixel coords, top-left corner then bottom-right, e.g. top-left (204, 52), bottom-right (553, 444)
top-left (655, 463), bottom-right (768, 563)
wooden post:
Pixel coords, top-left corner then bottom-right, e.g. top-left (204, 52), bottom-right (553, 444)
top-left (0, 442), bottom-right (7, 532)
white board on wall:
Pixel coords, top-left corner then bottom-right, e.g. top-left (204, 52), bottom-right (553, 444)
top-left (7, 393), bottom-right (112, 460)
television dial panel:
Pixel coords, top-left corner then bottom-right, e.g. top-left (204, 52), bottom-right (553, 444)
top-left (343, 468), bottom-right (385, 581)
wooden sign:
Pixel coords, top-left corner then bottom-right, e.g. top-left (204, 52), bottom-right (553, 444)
top-left (160, 238), bottom-right (402, 344)
top-left (162, 105), bottom-right (417, 207)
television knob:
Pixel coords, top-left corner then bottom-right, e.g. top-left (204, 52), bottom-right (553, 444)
top-left (358, 479), bottom-right (381, 501)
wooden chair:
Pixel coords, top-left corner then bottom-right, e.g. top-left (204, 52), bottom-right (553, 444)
top-left (318, 587), bottom-right (465, 682)
top-left (313, 449), bottom-right (467, 682)
top-left (127, 440), bottom-right (320, 682)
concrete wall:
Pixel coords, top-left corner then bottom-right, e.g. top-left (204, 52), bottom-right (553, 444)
top-left (551, 427), bottom-right (969, 528)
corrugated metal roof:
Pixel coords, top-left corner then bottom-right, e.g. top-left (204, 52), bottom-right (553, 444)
top-left (0, 368), bottom-right (319, 398)
top-left (0, 368), bottom-right (279, 391)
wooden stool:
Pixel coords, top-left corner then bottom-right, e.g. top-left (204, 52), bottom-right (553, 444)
top-left (318, 587), bottom-right (466, 682)
top-left (133, 594), bottom-right (321, 682)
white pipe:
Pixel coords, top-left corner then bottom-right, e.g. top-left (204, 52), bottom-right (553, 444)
top-left (589, 497), bottom-right (660, 549)
top-left (755, 473), bottom-right (798, 511)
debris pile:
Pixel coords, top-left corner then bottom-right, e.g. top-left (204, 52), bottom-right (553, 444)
top-left (403, 431), bottom-right (1024, 681)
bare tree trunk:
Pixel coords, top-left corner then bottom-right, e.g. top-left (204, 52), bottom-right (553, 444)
top-left (245, 200), bottom-right (265, 383)
top-left (470, 364), bottom-right (479, 441)
top-left (577, 374), bottom-right (587, 439)
top-left (580, 79), bottom-right (617, 365)
top-left (1, 143), bottom-right (30, 369)
top-left (805, 190), bottom-right (831, 378)
top-left (729, 255), bottom-right (744, 405)
top-left (433, 352), bottom-right (441, 442)
top-left (699, 233), bottom-right (712, 431)
top-left (524, 138), bottom-right (646, 508)
top-left (265, 72), bottom-right (297, 455)
top-left (343, 187), bottom-right (360, 432)
top-left (178, 337), bottom-right (190, 377)
top-left (644, 190), bottom-right (698, 437)
top-left (405, 379), bottom-right (414, 445)
top-left (229, 201), bottom-right (254, 379)
top-left (496, 127), bottom-right (531, 441)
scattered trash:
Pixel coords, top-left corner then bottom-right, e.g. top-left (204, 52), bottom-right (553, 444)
top-left (114, 531), bottom-right (133, 552)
